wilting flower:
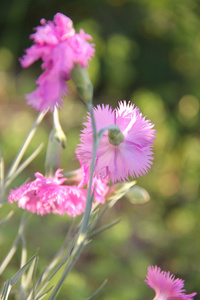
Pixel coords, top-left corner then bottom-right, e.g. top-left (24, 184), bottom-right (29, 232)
top-left (20, 13), bottom-right (95, 111)
top-left (145, 266), bottom-right (197, 300)
top-left (76, 101), bottom-right (156, 183)
top-left (8, 169), bottom-right (87, 217)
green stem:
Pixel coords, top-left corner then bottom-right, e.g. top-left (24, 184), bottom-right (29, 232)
top-left (49, 102), bottom-right (99, 300)
top-left (5, 111), bottom-right (46, 182)
top-left (77, 103), bottom-right (98, 237)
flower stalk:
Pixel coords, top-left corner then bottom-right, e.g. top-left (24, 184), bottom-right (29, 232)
top-left (45, 108), bottom-right (66, 177)
top-left (48, 102), bottom-right (99, 299)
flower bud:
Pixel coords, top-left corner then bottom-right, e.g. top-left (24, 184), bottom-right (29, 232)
top-left (108, 126), bottom-right (124, 146)
top-left (71, 63), bottom-right (93, 104)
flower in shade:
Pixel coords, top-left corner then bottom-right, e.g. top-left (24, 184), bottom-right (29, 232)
top-left (145, 265), bottom-right (197, 300)
top-left (8, 169), bottom-right (86, 217)
top-left (76, 101), bottom-right (156, 183)
top-left (20, 13), bottom-right (95, 111)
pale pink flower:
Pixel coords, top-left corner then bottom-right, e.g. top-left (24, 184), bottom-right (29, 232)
top-left (145, 266), bottom-right (197, 300)
top-left (20, 13), bottom-right (95, 111)
top-left (8, 169), bottom-right (86, 217)
top-left (76, 101), bottom-right (156, 183)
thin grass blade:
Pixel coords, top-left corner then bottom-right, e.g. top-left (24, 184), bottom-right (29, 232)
top-left (5, 111), bottom-right (46, 181)
top-left (10, 254), bottom-right (37, 286)
top-left (88, 219), bottom-right (120, 238)
top-left (0, 213), bottom-right (29, 274)
top-left (86, 279), bottom-right (108, 300)
top-left (0, 280), bottom-right (12, 300)
top-left (0, 211), bottom-right (14, 228)
top-left (5, 143), bottom-right (44, 189)
top-left (34, 286), bottom-right (54, 300)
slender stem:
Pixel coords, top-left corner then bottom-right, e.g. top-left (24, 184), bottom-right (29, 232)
top-left (5, 111), bottom-right (46, 181)
top-left (76, 103), bottom-right (98, 238)
top-left (0, 146), bottom-right (4, 190)
top-left (0, 146), bottom-right (4, 201)
top-left (49, 103), bottom-right (99, 300)
top-left (53, 107), bottom-right (61, 129)
top-left (4, 143), bottom-right (44, 190)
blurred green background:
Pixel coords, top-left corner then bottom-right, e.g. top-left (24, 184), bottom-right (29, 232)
top-left (0, 0), bottom-right (200, 299)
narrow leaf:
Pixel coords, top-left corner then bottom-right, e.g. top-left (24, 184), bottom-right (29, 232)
top-left (86, 280), bottom-right (108, 300)
top-left (5, 143), bottom-right (44, 189)
top-left (5, 111), bottom-right (46, 181)
top-left (0, 280), bottom-right (12, 300)
top-left (0, 213), bottom-right (29, 274)
top-left (34, 286), bottom-right (54, 300)
top-left (10, 254), bottom-right (37, 286)
top-left (88, 219), bottom-right (120, 238)
top-left (0, 211), bottom-right (14, 228)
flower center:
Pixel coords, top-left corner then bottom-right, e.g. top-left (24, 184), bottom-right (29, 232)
top-left (108, 126), bottom-right (124, 146)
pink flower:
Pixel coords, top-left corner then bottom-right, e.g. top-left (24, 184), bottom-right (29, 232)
top-left (20, 13), bottom-right (95, 111)
top-left (77, 163), bottom-right (109, 204)
top-left (8, 167), bottom-right (109, 217)
top-left (145, 266), bottom-right (197, 300)
top-left (76, 101), bottom-right (156, 183)
top-left (8, 169), bottom-right (86, 217)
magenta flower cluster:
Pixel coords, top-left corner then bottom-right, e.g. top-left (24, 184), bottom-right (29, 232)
top-left (145, 266), bottom-right (197, 300)
top-left (20, 13), bottom-right (94, 111)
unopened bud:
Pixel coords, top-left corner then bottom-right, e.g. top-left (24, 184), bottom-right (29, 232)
top-left (108, 126), bottom-right (124, 146)
top-left (71, 63), bottom-right (93, 104)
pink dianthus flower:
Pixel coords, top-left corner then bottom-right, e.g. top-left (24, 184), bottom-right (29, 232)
top-left (8, 167), bottom-right (109, 217)
top-left (8, 169), bottom-right (86, 217)
top-left (145, 266), bottom-right (197, 300)
top-left (76, 101), bottom-right (156, 183)
top-left (20, 13), bottom-right (95, 111)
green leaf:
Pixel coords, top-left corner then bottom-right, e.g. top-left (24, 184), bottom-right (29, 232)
top-left (10, 254), bottom-right (37, 286)
top-left (88, 219), bottom-right (120, 238)
top-left (0, 255), bottom-right (37, 300)
top-left (0, 211), bottom-right (14, 228)
top-left (35, 286), bottom-right (54, 300)
top-left (86, 280), bottom-right (108, 300)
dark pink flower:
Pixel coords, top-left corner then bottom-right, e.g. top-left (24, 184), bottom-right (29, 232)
top-left (145, 266), bottom-right (197, 300)
top-left (8, 169), bottom-right (86, 217)
top-left (8, 167), bottom-right (109, 216)
top-left (20, 13), bottom-right (95, 111)
top-left (76, 101), bottom-right (156, 183)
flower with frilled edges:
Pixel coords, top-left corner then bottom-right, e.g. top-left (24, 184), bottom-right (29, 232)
top-left (145, 266), bottom-right (197, 300)
top-left (8, 168), bottom-right (109, 217)
top-left (76, 101), bottom-right (156, 183)
top-left (8, 169), bottom-right (87, 217)
top-left (20, 13), bottom-right (95, 111)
